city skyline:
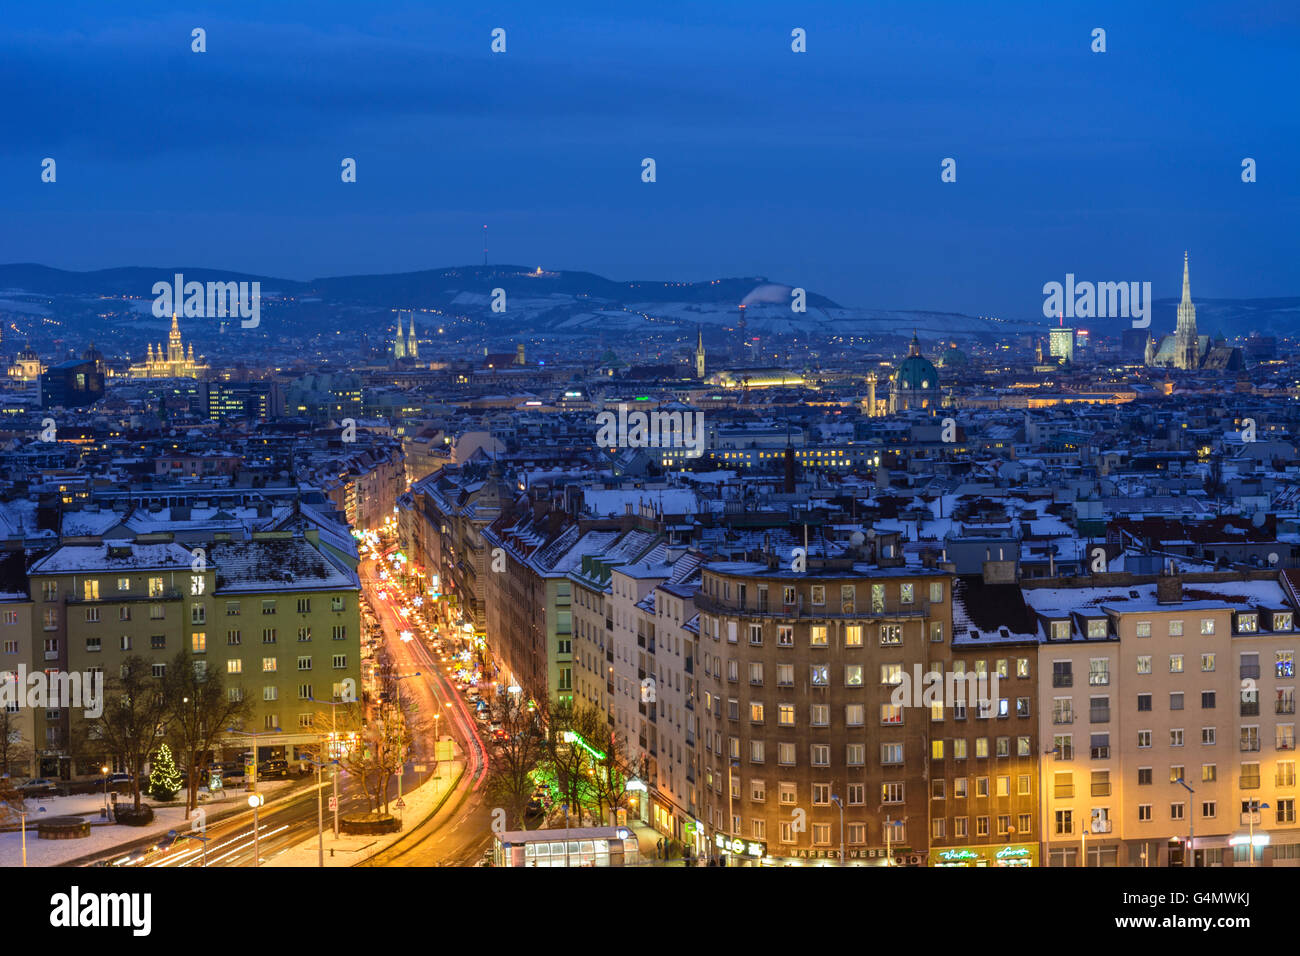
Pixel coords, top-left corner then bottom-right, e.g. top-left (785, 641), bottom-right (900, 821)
top-left (3, 0), bottom-right (1296, 314)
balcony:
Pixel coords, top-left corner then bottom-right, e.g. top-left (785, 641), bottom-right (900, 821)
top-left (1052, 712), bottom-right (1074, 725)
top-left (1052, 674), bottom-right (1073, 688)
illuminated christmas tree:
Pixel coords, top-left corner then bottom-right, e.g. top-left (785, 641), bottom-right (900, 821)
top-left (148, 744), bottom-right (183, 800)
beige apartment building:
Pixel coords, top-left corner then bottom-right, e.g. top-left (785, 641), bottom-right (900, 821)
top-left (1031, 571), bottom-right (1300, 866)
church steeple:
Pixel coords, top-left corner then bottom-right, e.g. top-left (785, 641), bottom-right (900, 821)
top-left (695, 325), bottom-right (706, 379)
top-left (393, 311), bottom-right (407, 360)
top-left (1174, 251), bottom-right (1199, 370)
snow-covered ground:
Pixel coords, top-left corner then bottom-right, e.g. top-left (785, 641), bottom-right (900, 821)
top-left (0, 781), bottom-right (291, 867)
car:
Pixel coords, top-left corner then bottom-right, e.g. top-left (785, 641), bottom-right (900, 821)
top-left (474, 847), bottom-right (494, 867)
top-left (257, 759), bottom-right (289, 779)
top-left (16, 777), bottom-right (58, 794)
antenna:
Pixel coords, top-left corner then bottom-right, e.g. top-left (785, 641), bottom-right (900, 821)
top-left (483, 224), bottom-right (488, 267)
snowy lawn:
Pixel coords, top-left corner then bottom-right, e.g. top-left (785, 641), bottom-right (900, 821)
top-left (0, 780), bottom-right (293, 867)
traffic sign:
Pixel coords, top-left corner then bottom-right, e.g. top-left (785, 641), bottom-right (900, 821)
top-left (328, 796), bottom-right (338, 810)
top-left (394, 798), bottom-right (406, 809)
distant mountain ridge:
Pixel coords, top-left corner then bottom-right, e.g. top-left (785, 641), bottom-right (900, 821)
top-left (0, 263), bottom-right (1290, 341)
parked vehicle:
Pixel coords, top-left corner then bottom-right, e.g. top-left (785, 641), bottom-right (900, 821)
top-left (257, 759), bottom-right (290, 779)
top-left (16, 777), bottom-right (58, 794)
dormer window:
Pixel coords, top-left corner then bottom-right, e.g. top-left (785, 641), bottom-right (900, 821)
top-left (1050, 620), bottom-right (1070, 641)
top-left (1237, 613), bottom-right (1258, 634)
top-left (1275, 613), bottom-right (1293, 632)
top-left (1086, 619), bottom-right (1108, 639)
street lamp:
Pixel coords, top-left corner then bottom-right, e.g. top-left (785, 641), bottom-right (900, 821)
top-left (100, 765), bottom-right (110, 818)
top-left (1039, 745), bottom-right (1061, 868)
top-left (227, 726), bottom-right (281, 865)
top-left (309, 698), bottom-right (352, 836)
top-left (384, 671), bottom-right (421, 821)
top-left (1246, 800), bottom-right (1270, 867)
top-left (830, 794), bottom-right (845, 867)
top-left (247, 793), bottom-right (264, 866)
top-left (1175, 777), bottom-right (1195, 867)
top-left (301, 755), bottom-right (341, 867)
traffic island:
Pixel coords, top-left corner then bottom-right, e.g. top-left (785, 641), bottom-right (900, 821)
top-left (38, 817), bottom-right (92, 840)
top-left (339, 812), bottom-right (401, 835)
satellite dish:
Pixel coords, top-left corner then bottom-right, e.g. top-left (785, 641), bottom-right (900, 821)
top-left (1269, 553), bottom-right (1279, 566)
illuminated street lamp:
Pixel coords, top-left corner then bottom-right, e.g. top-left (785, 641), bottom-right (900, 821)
top-left (247, 793), bottom-right (265, 866)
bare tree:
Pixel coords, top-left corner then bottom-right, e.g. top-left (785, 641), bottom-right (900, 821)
top-left (484, 686), bottom-right (547, 830)
top-left (0, 774), bottom-right (24, 828)
top-left (0, 710), bottom-right (34, 779)
top-left (166, 648), bottom-right (252, 820)
top-left (321, 669), bottom-right (416, 816)
top-left (544, 699), bottom-right (605, 825)
top-left (93, 655), bottom-right (173, 813)
top-left (588, 727), bottom-right (639, 826)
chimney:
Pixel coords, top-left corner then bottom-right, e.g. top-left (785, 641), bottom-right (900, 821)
top-left (1157, 572), bottom-right (1183, 605)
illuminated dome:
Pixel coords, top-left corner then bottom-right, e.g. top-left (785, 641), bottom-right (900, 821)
top-left (888, 333), bottom-right (940, 413)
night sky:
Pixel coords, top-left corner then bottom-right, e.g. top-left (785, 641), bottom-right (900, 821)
top-left (3, 0), bottom-right (1296, 316)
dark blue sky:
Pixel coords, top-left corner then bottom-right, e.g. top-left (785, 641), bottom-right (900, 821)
top-left (3, 0), bottom-right (1296, 315)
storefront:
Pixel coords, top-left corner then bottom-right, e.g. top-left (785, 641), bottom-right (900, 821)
top-left (931, 843), bottom-right (1038, 867)
top-left (714, 832), bottom-right (767, 866)
top-left (767, 847), bottom-right (900, 866)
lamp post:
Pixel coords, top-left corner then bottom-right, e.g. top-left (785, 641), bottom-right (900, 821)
top-left (386, 671), bottom-right (421, 823)
top-left (1247, 800), bottom-right (1269, 867)
top-left (1175, 777), bottom-right (1195, 866)
top-left (310, 698), bottom-right (353, 836)
top-left (1039, 745), bottom-right (1060, 868)
top-left (830, 794), bottom-right (845, 867)
top-left (247, 793), bottom-right (264, 866)
top-left (302, 756), bottom-right (340, 867)
top-left (100, 765), bottom-right (110, 817)
top-left (226, 726), bottom-right (281, 865)
top-left (18, 804), bottom-right (47, 867)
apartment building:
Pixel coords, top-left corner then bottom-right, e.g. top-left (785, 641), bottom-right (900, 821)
top-left (693, 536), bottom-right (953, 866)
top-left (1031, 571), bottom-right (1300, 866)
top-left (930, 570), bottom-right (1042, 867)
top-left (0, 551), bottom-right (36, 778)
top-left (27, 531), bottom-right (361, 776)
top-left (29, 539), bottom-right (209, 776)
top-left (568, 529), bottom-right (663, 720)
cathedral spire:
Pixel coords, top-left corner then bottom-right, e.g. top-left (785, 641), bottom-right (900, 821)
top-left (1174, 251), bottom-right (1199, 370)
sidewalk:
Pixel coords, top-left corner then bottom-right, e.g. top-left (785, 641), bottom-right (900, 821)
top-left (264, 758), bottom-right (464, 867)
top-left (627, 820), bottom-right (692, 867)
